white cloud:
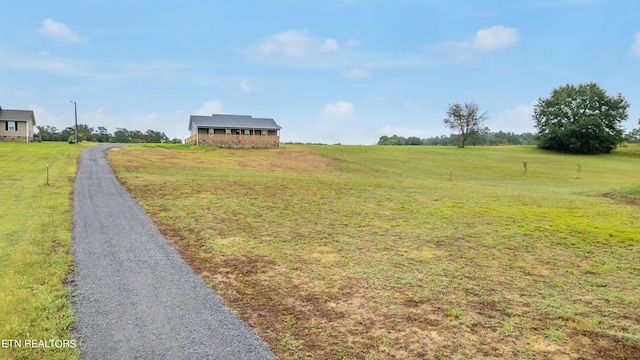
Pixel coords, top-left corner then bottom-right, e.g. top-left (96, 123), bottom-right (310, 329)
top-left (632, 32), bottom-right (640, 58)
top-left (38, 18), bottom-right (87, 43)
top-left (321, 101), bottom-right (355, 119)
top-left (472, 25), bottom-right (520, 52)
top-left (29, 105), bottom-right (67, 129)
top-left (490, 103), bottom-right (536, 134)
top-left (321, 38), bottom-right (339, 52)
top-left (427, 25), bottom-right (520, 62)
top-left (195, 100), bottom-right (225, 115)
top-left (343, 68), bottom-right (371, 79)
top-left (240, 79), bottom-right (257, 93)
top-left (250, 29), bottom-right (339, 59)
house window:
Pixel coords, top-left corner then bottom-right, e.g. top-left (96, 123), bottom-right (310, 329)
top-left (244, 129), bottom-right (250, 135)
top-left (6, 121), bottom-right (17, 131)
top-left (225, 129), bottom-right (231, 135)
top-left (261, 130), bottom-right (266, 136)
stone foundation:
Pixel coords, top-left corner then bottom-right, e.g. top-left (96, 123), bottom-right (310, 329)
top-left (0, 136), bottom-right (28, 142)
top-left (186, 134), bottom-right (280, 148)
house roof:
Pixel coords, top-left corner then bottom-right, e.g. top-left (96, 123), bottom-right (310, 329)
top-left (189, 114), bottom-right (281, 130)
top-left (0, 109), bottom-right (36, 125)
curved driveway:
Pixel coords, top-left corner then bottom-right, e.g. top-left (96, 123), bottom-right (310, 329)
top-left (72, 144), bottom-right (276, 359)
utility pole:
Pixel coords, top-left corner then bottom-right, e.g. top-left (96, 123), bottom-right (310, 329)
top-left (71, 101), bottom-right (78, 144)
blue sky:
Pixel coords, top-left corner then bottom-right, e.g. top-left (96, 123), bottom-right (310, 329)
top-left (1, 0), bottom-right (639, 144)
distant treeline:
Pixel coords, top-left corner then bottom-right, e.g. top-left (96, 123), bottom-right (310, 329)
top-left (379, 128), bottom-right (640, 146)
top-left (378, 131), bottom-right (536, 146)
top-left (36, 124), bottom-right (182, 144)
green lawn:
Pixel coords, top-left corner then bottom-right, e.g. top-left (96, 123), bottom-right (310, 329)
top-left (0, 142), bottom-right (87, 360)
top-left (109, 144), bottom-right (640, 359)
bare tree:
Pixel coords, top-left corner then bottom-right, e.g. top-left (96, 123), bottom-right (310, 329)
top-left (443, 102), bottom-right (489, 148)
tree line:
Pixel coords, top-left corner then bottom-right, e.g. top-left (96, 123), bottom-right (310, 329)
top-left (36, 124), bottom-right (182, 144)
top-left (378, 131), bottom-right (536, 146)
top-left (381, 82), bottom-right (640, 154)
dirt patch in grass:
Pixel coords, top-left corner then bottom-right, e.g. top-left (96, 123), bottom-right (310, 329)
top-left (111, 145), bottom-right (341, 175)
top-left (189, 254), bottom-right (370, 358)
top-left (602, 192), bottom-right (640, 207)
top-left (239, 146), bottom-right (340, 173)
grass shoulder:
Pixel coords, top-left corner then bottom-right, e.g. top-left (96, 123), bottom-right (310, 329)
top-left (0, 142), bottom-right (93, 360)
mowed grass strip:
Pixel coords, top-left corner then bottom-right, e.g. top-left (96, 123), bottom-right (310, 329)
top-left (0, 142), bottom-right (86, 360)
top-left (109, 145), bottom-right (640, 359)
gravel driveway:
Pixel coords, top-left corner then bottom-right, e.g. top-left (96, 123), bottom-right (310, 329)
top-left (71, 144), bottom-right (276, 359)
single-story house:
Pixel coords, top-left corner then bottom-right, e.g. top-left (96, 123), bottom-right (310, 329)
top-left (0, 106), bottom-right (36, 142)
top-left (186, 114), bottom-right (282, 148)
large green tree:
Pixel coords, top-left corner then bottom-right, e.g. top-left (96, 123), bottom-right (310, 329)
top-left (627, 127), bottom-right (640, 144)
top-left (143, 129), bottom-right (170, 143)
top-left (533, 82), bottom-right (629, 154)
top-left (36, 125), bottom-right (60, 141)
top-left (443, 102), bottom-right (489, 148)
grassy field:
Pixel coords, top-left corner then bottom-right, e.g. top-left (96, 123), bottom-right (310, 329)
top-left (108, 144), bottom-right (640, 359)
top-left (0, 142), bottom-right (86, 360)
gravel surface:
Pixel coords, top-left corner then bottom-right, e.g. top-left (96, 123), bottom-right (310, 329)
top-left (71, 144), bottom-right (276, 360)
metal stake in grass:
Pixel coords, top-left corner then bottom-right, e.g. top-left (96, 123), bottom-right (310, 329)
top-left (575, 163), bottom-right (582, 179)
top-left (46, 163), bottom-right (49, 185)
top-left (523, 161), bottom-right (528, 177)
